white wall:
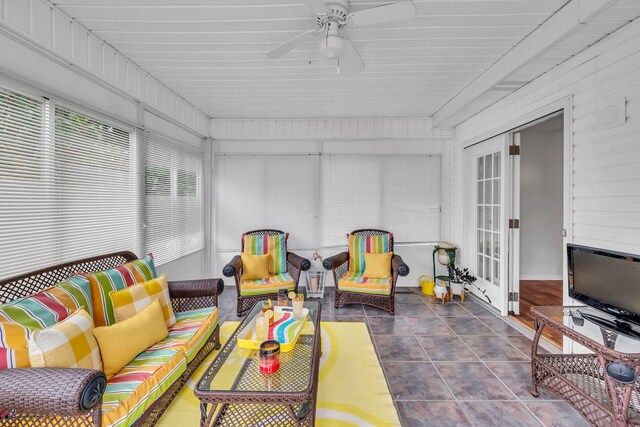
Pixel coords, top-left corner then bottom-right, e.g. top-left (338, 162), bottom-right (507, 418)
top-left (519, 126), bottom-right (564, 280)
top-left (452, 18), bottom-right (640, 305)
top-left (211, 119), bottom-right (454, 288)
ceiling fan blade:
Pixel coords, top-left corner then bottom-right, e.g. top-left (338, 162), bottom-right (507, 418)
top-left (338, 40), bottom-right (364, 74)
top-left (267, 29), bottom-right (322, 59)
top-left (302, 0), bottom-right (327, 15)
top-left (348, 1), bottom-right (416, 27)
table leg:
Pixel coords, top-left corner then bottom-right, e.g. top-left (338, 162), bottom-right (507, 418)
top-left (530, 319), bottom-right (544, 398)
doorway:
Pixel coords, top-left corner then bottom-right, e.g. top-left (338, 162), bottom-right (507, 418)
top-left (509, 114), bottom-right (565, 346)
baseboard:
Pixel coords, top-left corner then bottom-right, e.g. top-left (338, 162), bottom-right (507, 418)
top-left (520, 275), bottom-right (563, 281)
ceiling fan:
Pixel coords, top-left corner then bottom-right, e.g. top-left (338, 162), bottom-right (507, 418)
top-left (266, 0), bottom-right (416, 74)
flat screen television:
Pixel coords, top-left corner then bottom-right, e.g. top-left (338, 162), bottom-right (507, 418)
top-left (568, 244), bottom-right (640, 326)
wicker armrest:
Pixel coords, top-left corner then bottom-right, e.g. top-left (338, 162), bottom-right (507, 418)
top-left (223, 255), bottom-right (242, 278)
top-left (392, 255), bottom-right (410, 276)
top-left (168, 279), bottom-right (224, 299)
top-left (287, 252), bottom-right (311, 271)
top-left (323, 251), bottom-right (349, 270)
top-left (0, 368), bottom-right (106, 416)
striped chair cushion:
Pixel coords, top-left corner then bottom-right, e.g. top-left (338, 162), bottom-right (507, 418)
top-left (110, 274), bottom-right (176, 327)
top-left (44, 275), bottom-right (93, 318)
top-left (28, 308), bottom-right (102, 370)
top-left (348, 233), bottom-right (391, 273)
top-left (240, 272), bottom-right (295, 297)
top-left (149, 306), bottom-right (219, 362)
top-left (338, 273), bottom-right (392, 295)
top-left (102, 347), bottom-right (186, 427)
top-left (85, 254), bottom-right (157, 327)
top-left (0, 291), bottom-right (71, 370)
top-left (243, 233), bottom-right (288, 275)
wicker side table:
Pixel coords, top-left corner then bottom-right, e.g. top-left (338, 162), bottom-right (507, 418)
top-left (530, 306), bottom-right (640, 427)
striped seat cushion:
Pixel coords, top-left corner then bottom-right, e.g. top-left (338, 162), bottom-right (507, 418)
top-left (102, 347), bottom-right (187, 427)
top-left (148, 307), bottom-right (219, 362)
top-left (0, 291), bottom-right (71, 370)
top-left (85, 255), bottom-right (157, 327)
top-left (243, 233), bottom-right (288, 275)
top-left (348, 233), bottom-right (391, 274)
top-left (240, 272), bottom-right (295, 297)
top-left (338, 273), bottom-right (392, 295)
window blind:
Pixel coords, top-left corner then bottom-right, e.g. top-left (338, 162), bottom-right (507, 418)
top-left (214, 155), bottom-right (320, 251)
top-left (145, 132), bottom-right (204, 265)
top-left (0, 87), bottom-right (137, 279)
top-left (321, 155), bottom-right (441, 246)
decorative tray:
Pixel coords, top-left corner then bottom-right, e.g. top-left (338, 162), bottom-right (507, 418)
top-left (237, 306), bottom-right (309, 352)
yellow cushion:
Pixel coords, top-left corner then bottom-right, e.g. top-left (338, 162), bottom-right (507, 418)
top-left (29, 309), bottom-right (102, 370)
top-left (110, 274), bottom-right (176, 327)
top-left (363, 252), bottom-right (393, 279)
top-left (241, 253), bottom-right (270, 280)
top-left (93, 299), bottom-right (168, 378)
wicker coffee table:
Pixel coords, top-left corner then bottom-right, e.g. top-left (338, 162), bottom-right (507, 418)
top-left (195, 300), bottom-right (321, 426)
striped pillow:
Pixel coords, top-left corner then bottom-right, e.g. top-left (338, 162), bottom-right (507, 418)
top-left (29, 308), bottom-right (102, 370)
top-left (110, 274), bottom-right (176, 327)
top-left (348, 233), bottom-right (392, 273)
top-left (44, 275), bottom-right (93, 318)
top-left (0, 292), bottom-right (71, 370)
top-left (243, 233), bottom-right (288, 275)
top-left (85, 254), bottom-right (157, 327)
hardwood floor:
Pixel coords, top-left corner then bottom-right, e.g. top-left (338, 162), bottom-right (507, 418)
top-left (513, 279), bottom-right (563, 346)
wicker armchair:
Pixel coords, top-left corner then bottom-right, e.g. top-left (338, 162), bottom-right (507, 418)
top-left (323, 229), bottom-right (409, 315)
top-left (223, 229), bottom-right (311, 317)
top-left (0, 251), bottom-right (223, 427)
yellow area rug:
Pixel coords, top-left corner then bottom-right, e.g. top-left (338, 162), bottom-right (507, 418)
top-left (157, 321), bottom-right (400, 426)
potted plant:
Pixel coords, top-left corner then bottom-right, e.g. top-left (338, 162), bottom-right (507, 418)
top-left (448, 266), bottom-right (491, 304)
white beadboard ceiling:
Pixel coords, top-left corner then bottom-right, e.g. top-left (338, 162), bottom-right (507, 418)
top-left (52, 0), bottom-right (640, 123)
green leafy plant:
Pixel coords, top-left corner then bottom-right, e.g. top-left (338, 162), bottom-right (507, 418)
top-left (447, 266), bottom-right (491, 304)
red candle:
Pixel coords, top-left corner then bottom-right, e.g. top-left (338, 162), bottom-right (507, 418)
top-left (259, 340), bottom-right (281, 374)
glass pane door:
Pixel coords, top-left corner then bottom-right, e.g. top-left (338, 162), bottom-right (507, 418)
top-left (464, 134), bottom-right (508, 314)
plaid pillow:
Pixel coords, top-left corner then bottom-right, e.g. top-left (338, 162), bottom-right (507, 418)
top-left (110, 274), bottom-right (176, 327)
top-left (85, 254), bottom-right (157, 327)
top-left (28, 308), bottom-right (102, 370)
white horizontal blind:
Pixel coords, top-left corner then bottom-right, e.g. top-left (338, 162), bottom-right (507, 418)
top-left (145, 132), bottom-right (204, 265)
top-left (321, 155), bottom-right (441, 246)
top-left (215, 155), bottom-right (320, 251)
top-left (0, 86), bottom-right (137, 279)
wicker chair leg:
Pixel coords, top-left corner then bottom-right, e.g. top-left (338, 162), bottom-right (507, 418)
top-left (236, 297), bottom-right (244, 317)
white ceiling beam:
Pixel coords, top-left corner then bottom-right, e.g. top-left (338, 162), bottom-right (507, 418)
top-left (431, 0), bottom-right (616, 127)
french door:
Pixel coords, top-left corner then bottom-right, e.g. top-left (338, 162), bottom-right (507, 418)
top-left (464, 135), bottom-right (509, 315)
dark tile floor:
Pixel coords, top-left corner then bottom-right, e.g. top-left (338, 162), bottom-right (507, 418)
top-left (215, 286), bottom-right (588, 427)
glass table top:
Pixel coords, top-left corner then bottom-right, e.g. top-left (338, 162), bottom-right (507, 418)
top-left (532, 306), bottom-right (640, 353)
top-left (197, 300), bottom-right (321, 395)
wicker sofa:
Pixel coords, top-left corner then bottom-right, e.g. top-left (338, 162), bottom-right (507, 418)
top-left (0, 251), bottom-right (223, 427)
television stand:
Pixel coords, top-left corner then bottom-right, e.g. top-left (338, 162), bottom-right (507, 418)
top-left (531, 306), bottom-right (640, 427)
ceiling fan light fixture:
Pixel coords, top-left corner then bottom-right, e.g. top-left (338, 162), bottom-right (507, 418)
top-left (319, 33), bottom-right (344, 59)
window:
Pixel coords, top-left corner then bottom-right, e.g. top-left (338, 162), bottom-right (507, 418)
top-left (145, 132), bottom-right (204, 265)
top-left (214, 155), bottom-right (320, 251)
top-left (321, 155), bottom-right (441, 246)
top-left (0, 87), bottom-right (137, 278)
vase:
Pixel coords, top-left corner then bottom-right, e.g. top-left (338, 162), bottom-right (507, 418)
top-left (450, 282), bottom-right (464, 295)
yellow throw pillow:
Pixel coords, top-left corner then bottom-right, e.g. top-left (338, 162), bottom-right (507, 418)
top-left (241, 253), bottom-right (270, 280)
top-left (92, 299), bottom-right (168, 378)
top-left (29, 308), bottom-right (102, 371)
top-left (363, 252), bottom-right (393, 279)
top-left (110, 274), bottom-right (176, 327)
